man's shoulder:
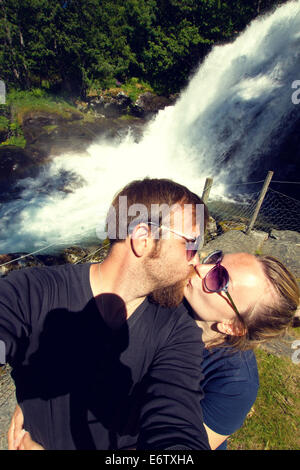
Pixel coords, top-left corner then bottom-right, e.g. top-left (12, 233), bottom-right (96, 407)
top-left (144, 299), bottom-right (202, 341)
top-left (2, 262), bottom-right (88, 281)
top-left (0, 263), bottom-right (91, 293)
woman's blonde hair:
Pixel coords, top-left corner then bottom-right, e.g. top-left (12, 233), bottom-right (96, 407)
top-left (208, 255), bottom-right (300, 351)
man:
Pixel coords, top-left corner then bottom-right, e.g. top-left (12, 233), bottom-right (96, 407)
top-left (1, 177), bottom-right (210, 450)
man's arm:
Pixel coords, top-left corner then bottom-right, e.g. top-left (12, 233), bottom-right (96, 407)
top-left (0, 266), bottom-right (51, 367)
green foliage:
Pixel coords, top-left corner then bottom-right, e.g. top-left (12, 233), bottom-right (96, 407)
top-left (0, 0), bottom-right (289, 96)
top-left (0, 116), bottom-right (9, 131)
top-left (122, 77), bottom-right (153, 102)
top-left (0, 134), bottom-right (26, 148)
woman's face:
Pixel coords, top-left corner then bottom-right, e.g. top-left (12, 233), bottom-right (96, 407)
top-left (184, 252), bottom-right (274, 323)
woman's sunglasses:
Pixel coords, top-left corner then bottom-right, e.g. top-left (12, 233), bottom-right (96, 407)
top-left (202, 250), bottom-right (242, 321)
top-left (148, 222), bottom-right (202, 262)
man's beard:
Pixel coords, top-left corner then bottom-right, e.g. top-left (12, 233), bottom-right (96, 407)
top-left (149, 266), bottom-right (194, 308)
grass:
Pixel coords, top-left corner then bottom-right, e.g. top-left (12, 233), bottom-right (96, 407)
top-left (121, 77), bottom-right (153, 102)
top-left (227, 334), bottom-right (300, 450)
top-left (6, 88), bottom-right (83, 125)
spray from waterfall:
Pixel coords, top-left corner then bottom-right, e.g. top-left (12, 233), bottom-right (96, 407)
top-left (0, 0), bottom-right (300, 254)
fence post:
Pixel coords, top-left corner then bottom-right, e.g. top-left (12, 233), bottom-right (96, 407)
top-left (246, 171), bottom-right (274, 235)
top-left (202, 177), bottom-right (213, 205)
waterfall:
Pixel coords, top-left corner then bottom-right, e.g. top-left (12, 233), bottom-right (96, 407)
top-left (1, 0), bottom-right (300, 254)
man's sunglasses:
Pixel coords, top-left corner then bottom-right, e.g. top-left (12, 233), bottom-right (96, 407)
top-left (148, 222), bottom-right (203, 262)
top-left (202, 250), bottom-right (242, 321)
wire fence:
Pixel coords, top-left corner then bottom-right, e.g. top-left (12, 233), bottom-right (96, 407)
top-left (0, 174), bottom-right (299, 273)
top-left (205, 178), bottom-right (300, 236)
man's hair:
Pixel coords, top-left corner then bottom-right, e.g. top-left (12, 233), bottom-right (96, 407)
top-left (106, 177), bottom-right (209, 247)
top-left (208, 255), bottom-right (300, 351)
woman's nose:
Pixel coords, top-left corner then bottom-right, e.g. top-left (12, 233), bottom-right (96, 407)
top-left (194, 263), bottom-right (214, 278)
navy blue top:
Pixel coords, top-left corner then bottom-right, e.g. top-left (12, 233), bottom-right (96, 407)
top-left (0, 263), bottom-right (209, 450)
top-left (201, 346), bottom-right (259, 449)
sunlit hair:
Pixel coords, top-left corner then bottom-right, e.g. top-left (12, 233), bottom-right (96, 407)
top-left (207, 255), bottom-right (300, 351)
top-left (106, 177), bottom-right (209, 247)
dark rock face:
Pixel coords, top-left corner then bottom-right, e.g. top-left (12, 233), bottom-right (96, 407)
top-left (0, 245), bottom-right (109, 277)
top-left (87, 92), bottom-right (132, 118)
top-left (131, 92), bottom-right (172, 119)
top-left (87, 91), bottom-right (173, 120)
top-left (0, 146), bottom-right (44, 201)
top-left (0, 128), bottom-right (9, 144)
top-left (0, 146), bottom-right (40, 181)
top-left (22, 110), bottom-right (146, 159)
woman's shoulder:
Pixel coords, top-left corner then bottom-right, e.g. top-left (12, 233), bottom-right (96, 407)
top-left (202, 346), bottom-right (259, 388)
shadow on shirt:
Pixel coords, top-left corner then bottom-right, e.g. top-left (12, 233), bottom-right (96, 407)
top-left (11, 293), bottom-right (143, 449)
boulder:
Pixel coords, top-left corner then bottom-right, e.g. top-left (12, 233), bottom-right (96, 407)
top-left (0, 145), bottom-right (45, 202)
top-left (87, 92), bottom-right (132, 118)
top-left (270, 229), bottom-right (300, 243)
top-left (132, 92), bottom-right (172, 119)
top-left (0, 253), bottom-right (46, 277)
top-left (201, 229), bottom-right (268, 257)
top-left (22, 109), bottom-right (146, 158)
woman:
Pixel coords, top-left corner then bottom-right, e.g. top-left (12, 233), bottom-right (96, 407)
top-left (183, 250), bottom-right (299, 449)
top-left (8, 251), bottom-right (299, 450)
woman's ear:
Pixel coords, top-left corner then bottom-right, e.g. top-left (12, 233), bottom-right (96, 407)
top-left (217, 319), bottom-right (246, 337)
top-left (130, 224), bottom-right (151, 257)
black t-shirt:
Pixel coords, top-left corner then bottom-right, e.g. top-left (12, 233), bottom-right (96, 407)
top-left (0, 263), bottom-right (209, 450)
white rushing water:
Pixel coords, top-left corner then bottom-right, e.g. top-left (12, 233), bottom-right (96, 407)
top-left (1, 0), bottom-right (300, 253)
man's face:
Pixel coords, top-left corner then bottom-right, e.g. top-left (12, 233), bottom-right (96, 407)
top-left (143, 205), bottom-right (201, 294)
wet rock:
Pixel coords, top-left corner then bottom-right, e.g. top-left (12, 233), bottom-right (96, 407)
top-left (0, 146), bottom-right (44, 202)
top-left (88, 92), bottom-right (132, 118)
top-left (132, 92), bottom-right (172, 119)
top-left (0, 253), bottom-right (46, 277)
top-left (61, 246), bottom-right (90, 264)
top-left (205, 216), bottom-right (218, 243)
top-left (218, 220), bottom-right (247, 233)
top-left (22, 109), bottom-right (146, 159)
top-left (0, 146), bottom-right (41, 181)
top-left (0, 244), bottom-right (110, 278)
